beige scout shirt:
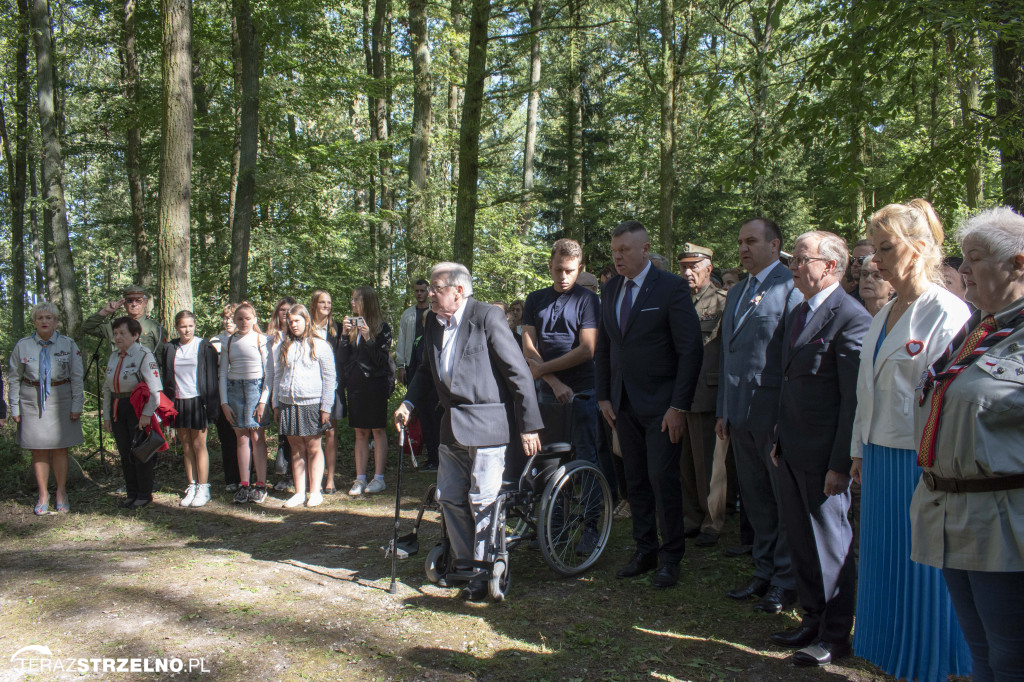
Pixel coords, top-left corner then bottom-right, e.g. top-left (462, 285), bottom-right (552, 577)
top-left (102, 343), bottom-right (163, 420)
top-left (910, 297), bottom-right (1024, 572)
top-left (8, 332), bottom-right (85, 417)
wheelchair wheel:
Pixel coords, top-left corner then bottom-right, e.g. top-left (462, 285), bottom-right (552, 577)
top-left (537, 460), bottom-right (612, 576)
top-left (424, 542), bottom-right (451, 585)
top-left (488, 495), bottom-right (512, 601)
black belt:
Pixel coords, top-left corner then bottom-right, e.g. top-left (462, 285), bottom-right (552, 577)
top-left (922, 470), bottom-right (1024, 493)
top-left (111, 391), bottom-right (132, 399)
top-left (23, 378), bottom-right (70, 386)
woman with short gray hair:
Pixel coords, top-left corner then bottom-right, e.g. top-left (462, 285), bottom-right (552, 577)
top-left (911, 205), bottom-right (1024, 682)
top-left (8, 302), bottom-right (85, 514)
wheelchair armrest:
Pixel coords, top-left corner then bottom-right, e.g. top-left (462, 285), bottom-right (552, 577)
top-left (540, 442), bottom-right (571, 456)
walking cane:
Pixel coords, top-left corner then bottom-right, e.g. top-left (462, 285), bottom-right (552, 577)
top-left (388, 423), bottom-right (407, 594)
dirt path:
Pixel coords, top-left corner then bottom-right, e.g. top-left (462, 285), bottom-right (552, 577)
top-left (2, 462), bottom-right (906, 681)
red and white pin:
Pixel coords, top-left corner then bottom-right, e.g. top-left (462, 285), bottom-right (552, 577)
top-left (905, 340), bottom-right (924, 356)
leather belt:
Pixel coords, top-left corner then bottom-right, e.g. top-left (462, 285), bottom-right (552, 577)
top-left (23, 378), bottom-right (70, 387)
top-left (922, 470), bottom-right (1024, 493)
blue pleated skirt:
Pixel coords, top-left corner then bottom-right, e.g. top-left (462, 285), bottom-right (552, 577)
top-left (853, 443), bottom-right (972, 681)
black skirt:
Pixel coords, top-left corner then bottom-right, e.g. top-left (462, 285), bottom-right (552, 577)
top-left (345, 373), bottom-right (389, 429)
top-left (278, 403), bottom-right (323, 437)
top-left (171, 396), bottom-right (208, 430)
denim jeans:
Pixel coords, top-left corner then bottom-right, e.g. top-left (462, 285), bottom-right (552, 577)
top-left (943, 567), bottom-right (1024, 682)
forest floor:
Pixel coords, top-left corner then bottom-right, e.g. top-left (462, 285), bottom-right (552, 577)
top-left (0, 445), bottom-right (948, 682)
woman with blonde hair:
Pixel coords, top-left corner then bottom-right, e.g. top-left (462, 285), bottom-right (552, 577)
top-left (850, 199), bottom-right (972, 680)
top-left (9, 302), bottom-right (84, 514)
top-left (267, 304), bottom-right (336, 507)
top-left (219, 301), bottom-right (271, 504)
top-left (310, 289), bottom-right (344, 494)
top-left (338, 286), bottom-right (392, 495)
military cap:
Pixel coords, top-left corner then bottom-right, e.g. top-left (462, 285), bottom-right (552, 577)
top-left (123, 284), bottom-right (150, 298)
top-left (677, 243), bottom-right (714, 261)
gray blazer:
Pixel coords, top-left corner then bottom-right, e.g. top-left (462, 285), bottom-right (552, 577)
top-left (716, 264), bottom-right (803, 432)
top-left (406, 297), bottom-right (543, 448)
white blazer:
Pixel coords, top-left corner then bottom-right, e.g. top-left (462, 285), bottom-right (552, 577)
top-left (850, 285), bottom-right (969, 458)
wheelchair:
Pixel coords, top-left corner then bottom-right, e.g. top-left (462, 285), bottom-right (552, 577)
top-left (422, 440), bottom-right (613, 602)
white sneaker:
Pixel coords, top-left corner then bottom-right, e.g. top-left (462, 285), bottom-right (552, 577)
top-left (365, 478), bottom-right (386, 494)
top-left (180, 483), bottom-right (197, 507)
top-left (348, 480), bottom-right (366, 496)
top-left (225, 483), bottom-right (239, 492)
top-left (306, 491), bottom-right (323, 507)
top-left (190, 484), bottom-right (211, 507)
top-left (283, 492), bottom-right (306, 508)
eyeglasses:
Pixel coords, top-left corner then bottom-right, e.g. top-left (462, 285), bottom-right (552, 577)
top-left (790, 256), bottom-right (831, 268)
top-left (428, 284), bottom-right (452, 294)
top-left (125, 297), bottom-right (145, 305)
top-left (851, 254), bottom-right (874, 265)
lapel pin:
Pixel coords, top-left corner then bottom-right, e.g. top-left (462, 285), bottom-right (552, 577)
top-left (905, 340), bottom-right (924, 356)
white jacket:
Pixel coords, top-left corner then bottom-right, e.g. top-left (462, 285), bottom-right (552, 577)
top-left (850, 285), bottom-right (969, 458)
top-left (266, 337), bottom-right (337, 412)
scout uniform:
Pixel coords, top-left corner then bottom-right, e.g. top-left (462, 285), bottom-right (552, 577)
top-left (81, 285), bottom-right (168, 358)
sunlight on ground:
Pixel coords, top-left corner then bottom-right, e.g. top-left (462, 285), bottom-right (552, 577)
top-left (635, 626), bottom-right (788, 659)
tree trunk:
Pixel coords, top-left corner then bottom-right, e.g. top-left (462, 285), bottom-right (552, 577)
top-left (950, 31), bottom-right (984, 209)
top-left (522, 0), bottom-right (542, 197)
top-left (158, 0), bottom-right (194, 327)
top-left (229, 0), bottom-right (259, 303)
top-left (446, 0), bottom-right (463, 207)
top-left (748, 0), bottom-right (781, 214)
top-left (994, 24), bottom-right (1024, 213)
top-left (29, 147), bottom-right (44, 296)
top-left (406, 0), bottom-right (432, 279)
top-left (452, 0), bottom-right (490, 269)
top-left (119, 0), bottom-right (152, 290)
top-left (658, 0), bottom-right (675, 259)
top-left (31, 0), bottom-right (80, 332)
top-left (372, 0), bottom-right (392, 289)
top-left (1, 0), bottom-right (30, 337)
top-left (563, 0), bottom-right (583, 244)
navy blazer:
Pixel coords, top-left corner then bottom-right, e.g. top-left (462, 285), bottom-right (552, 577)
top-left (776, 286), bottom-right (871, 475)
top-left (405, 297), bottom-right (543, 448)
top-left (717, 264), bottom-right (803, 432)
top-left (595, 266), bottom-right (703, 417)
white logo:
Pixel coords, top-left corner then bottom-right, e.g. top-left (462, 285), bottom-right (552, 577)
top-left (10, 645), bottom-right (52, 661)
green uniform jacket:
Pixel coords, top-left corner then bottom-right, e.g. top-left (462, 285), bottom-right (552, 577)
top-left (81, 310), bottom-right (168, 359)
top-left (688, 283), bottom-right (728, 413)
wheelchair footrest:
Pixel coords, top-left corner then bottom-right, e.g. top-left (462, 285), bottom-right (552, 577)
top-left (448, 559), bottom-right (495, 582)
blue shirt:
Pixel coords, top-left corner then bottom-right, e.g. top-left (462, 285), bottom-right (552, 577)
top-left (523, 284), bottom-right (600, 392)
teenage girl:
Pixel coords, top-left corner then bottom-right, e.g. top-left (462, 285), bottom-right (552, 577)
top-left (268, 304), bottom-right (336, 507)
top-left (219, 301), bottom-right (271, 503)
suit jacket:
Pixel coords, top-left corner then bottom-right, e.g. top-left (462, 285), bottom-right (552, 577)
top-left (405, 297), bottom-right (543, 448)
top-left (777, 286), bottom-right (871, 475)
top-left (689, 283), bottom-right (729, 413)
top-left (595, 266), bottom-right (703, 417)
top-left (717, 263), bottom-right (803, 431)
top-left (850, 285), bottom-right (969, 458)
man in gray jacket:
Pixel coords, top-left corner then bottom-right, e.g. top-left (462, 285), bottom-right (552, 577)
top-left (396, 262), bottom-right (543, 601)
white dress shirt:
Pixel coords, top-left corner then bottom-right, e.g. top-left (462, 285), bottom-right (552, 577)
top-left (615, 260), bottom-right (653, 327)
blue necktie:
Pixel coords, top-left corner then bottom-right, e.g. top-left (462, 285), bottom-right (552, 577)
top-left (619, 280), bottom-right (636, 336)
top-left (38, 335), bottom-right (54, 413)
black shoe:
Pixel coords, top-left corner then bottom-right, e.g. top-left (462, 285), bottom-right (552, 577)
top-left (652, 563), bottom-right (679, 588)
top-left (754, 585), bottom-right (797, 614)
top-left (695, 532), bottom-right (719, 547)
top-left (131, 498), bottom-right (152, 509)
top-left (120, 496), bottom-right (137, 509)
top-left (726, 576), bottom-right (770, 600)
top-left (792, 639), bottom-right (852, 667)
top-left (770, 624), bottom-right (818, 649)
top-left (683, 527), bottom-right (700, 539)
top-left (458, 580), bottom-right (488, 602)
top-left (420, 462), bottom-right (438, 473)
top-left (616, 551), bottom-right (658, 578)
top-left (724, 544), bottom-right (753, 557)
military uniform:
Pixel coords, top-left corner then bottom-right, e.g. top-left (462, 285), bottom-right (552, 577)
top-left (82, 312), bottom-right (167, 357)
top-left (81, 285), bottom-right (168, 359)
top-left (680, 282), bottom-right (729, 538)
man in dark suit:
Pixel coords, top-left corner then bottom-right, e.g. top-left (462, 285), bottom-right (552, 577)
top-left (769, 231), bottom-right (870, 666)
top-left (396, 262), bottom-right (544, 602)
top-left (595, 220), bottom-right (703, 588)
top-left (718, 217), bottom-right (804, 613)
